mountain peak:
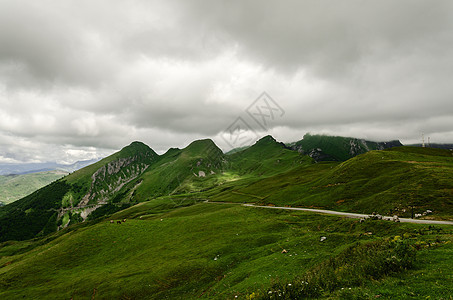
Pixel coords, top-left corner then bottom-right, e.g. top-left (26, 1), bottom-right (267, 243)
top-left (255, 135), bottom-right (277, 145)
top-left (119, 141), bottom-right (157, 158)
top-left (183, 139), bottom-right (222, 155)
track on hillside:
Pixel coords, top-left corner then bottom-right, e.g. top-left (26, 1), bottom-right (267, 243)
top-left (204, 201), bottom-right (453, 225)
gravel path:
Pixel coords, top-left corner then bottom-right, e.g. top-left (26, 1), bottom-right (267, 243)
top-left (240, 203), bottom-right (453, 225)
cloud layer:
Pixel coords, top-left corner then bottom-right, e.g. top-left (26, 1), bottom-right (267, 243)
top-left (1, 0), bottom-right (453, 163)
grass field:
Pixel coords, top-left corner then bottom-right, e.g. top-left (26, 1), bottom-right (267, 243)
top-left (1, 200), bottom-right (451, 299)
top-left (206, 147), bottom-right (453, 220)
top-left (0, 171), bottom-right (67, 205)
top-left (1, 139), bottom-right (453, 299)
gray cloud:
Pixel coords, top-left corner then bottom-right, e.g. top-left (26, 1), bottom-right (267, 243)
top-left (1, 0), bottom-right (453, 163)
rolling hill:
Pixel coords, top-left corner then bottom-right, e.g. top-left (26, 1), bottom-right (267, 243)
top-left (1, 136), bottom-right (453, 243)
top-left (0, 159), bottom-right (100, 176)
top-left (0, 135), bottom-right (453, 298)
top-left (208, 146), bottom-right (453, 219)
top-left (0, 171), bottom-right (68, 205)
top-left (0, 198), bottom-right (451, 299)
top-left (289, 133), bottom-right (402, 161)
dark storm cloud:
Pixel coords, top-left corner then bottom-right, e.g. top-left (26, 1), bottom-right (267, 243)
top-left (177, 1), bottom-right (446, 72)
top-left (1, 0), bottom-right (453, 163)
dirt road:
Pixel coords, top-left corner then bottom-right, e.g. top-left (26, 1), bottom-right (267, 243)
top-left (240, 203), bottom-right (453, 225)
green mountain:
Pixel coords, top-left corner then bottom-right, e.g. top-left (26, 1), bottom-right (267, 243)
top-left (1, 136), bottom-right (453, 299)
top-left (0, 141), bottom-right (158, 242)
top-left (210, 146), bottom-right (453, 218)
top-left (2, 136), bottom-right (452, 243)
top-left (290, 133), bottom-right (402, 161)
top-left (0, 139), bottom-right (229, 242)
top-left (229, 135), bottom-right (311, 176)
top-left (0, 171), bottom-right (67, 205)
top-left (130, 139), bottom-right (227, 200)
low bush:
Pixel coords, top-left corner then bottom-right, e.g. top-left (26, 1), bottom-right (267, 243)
top-left (259, 239), bottom-right (416, 299)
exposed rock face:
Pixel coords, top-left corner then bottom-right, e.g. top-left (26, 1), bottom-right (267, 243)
top-left (80, 155), bottom-right (152, 206)
top-left (292, 146), bottom-right (336, 161)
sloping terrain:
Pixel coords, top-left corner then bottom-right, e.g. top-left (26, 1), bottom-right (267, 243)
top-left (0, 200), bottom-right (451, 299)
top-left (2, 137), bottom-right (453, 243)
top-left (208, 147), bottom-right (453, 219)
top-left (0, 171), bottom-right (67, 205)
top-left (130, 139), bottom-right (227, 201)
top-left (0, 139), bottom-right (228, 241)
top-left (228, 135), bottom-right (311, 176)
top-left (290, 133), bottom-right (402, 161)
top-left (0, 136), bottom-right (453, 299)
top-left (0, 142), bottom-right (159, 242)
top-left (0, 159), bottom-right (100, 176)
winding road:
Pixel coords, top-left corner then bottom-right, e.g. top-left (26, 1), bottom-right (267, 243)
top-left (206, 201), bottom-right (453, 225)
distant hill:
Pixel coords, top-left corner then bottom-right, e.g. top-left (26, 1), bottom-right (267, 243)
top-left (289, 133), bottom-right (402, 161)
top-left (0, 158), bottom-right (100, 176)
top-left (0, 170), bottom-right (68, 205)
top-left (225, 145), bottom-right (250, 155)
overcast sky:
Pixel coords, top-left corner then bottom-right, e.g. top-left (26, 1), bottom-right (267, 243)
top-left (1, 0), bottom-right (453, 164)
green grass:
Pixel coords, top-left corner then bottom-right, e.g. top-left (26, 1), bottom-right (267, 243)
top-left (2, 136), bottom-right (453, 245)
top-left (228, 135), bottom-right (312, 177)
top-left (0, 202), bottom-right (451, 299)
top-left (0, 171), bottom-right (67, 205)
top-left (291, 134), bottom-right (403, 161)
top-left (205, 147), bottom-right (453, 219)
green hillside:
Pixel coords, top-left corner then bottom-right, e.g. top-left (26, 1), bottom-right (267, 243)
top-left (1, 200), bottom-right (451, 299)
top-left (0, 171), bottom-right (67, 205)
top-left (291, 133), bottom-right (402, 161)
top-left (208, 146), bottom-right (453, 219)
top-left (2, 137), bottom-right (452, 243)
top-left (229, 135), bottom-right (312, 177)
top-left (130, 139), bottom-right (227, 200)
top-left (0, 141), bottom-right (159, 242)
top-left (0, 136), bottom-right (453, 299)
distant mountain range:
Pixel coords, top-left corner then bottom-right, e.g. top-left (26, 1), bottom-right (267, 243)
top-left (0, 158), bottom-right (101, 176)
top-left (1, 134), bottom-right (452, 242)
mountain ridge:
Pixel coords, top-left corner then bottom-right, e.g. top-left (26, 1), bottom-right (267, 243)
top-left (1, 134), bottom-right (452, 243)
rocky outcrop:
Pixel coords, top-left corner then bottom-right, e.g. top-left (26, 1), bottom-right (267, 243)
top-left (80, 156), bottom-right (151, 206)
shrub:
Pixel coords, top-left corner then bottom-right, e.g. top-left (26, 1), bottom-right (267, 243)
top-left (259, 239), bottom-right (416, 299)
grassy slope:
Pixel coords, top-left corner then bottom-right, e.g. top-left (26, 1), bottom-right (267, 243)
top-left (131, 139), bottom-right (227, 201)
top-left (229, 135), bottom-right (312, 177)
top-left (1, 139), bottom-right (453, 299)
top-left (0, 171), bottom-right (67, 205)
top-left (65, 141), bottom-right (158, 186)
top-left (293, 134), bottom-right (401, 161)
top-left (0, 201), bottom-right (451, 299)
top-left (0, 142), bottom-right (159, 242)
top-left (207, 147), bottom-right (453, 219)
